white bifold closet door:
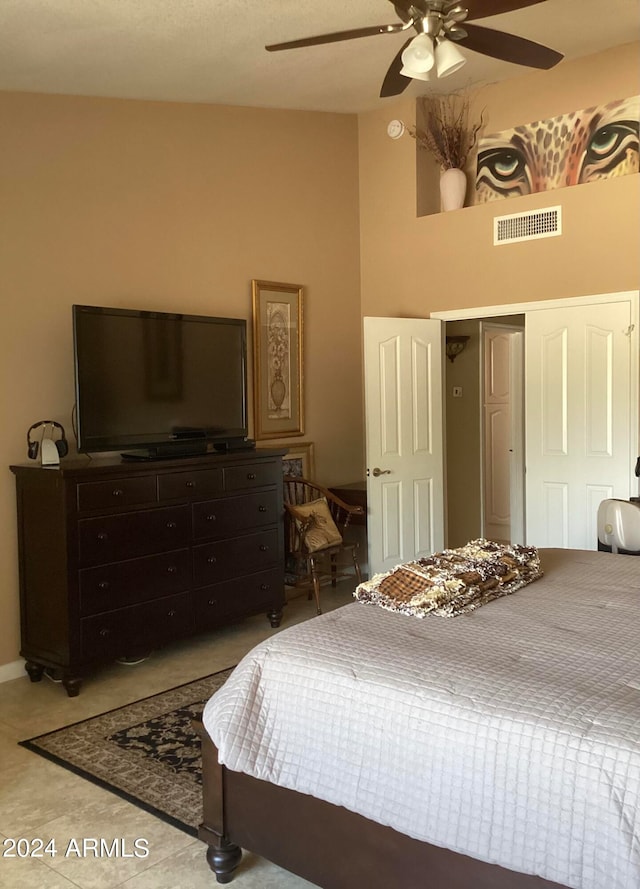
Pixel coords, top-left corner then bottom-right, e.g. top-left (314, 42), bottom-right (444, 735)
top-left (525, 300), bottom-right (633, 550)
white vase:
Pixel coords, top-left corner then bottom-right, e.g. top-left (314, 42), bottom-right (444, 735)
top-left (440, 167), bottom-right (467, 211)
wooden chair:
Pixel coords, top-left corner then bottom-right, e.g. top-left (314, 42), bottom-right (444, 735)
top-left (283, 476), bottom-right (364, 614)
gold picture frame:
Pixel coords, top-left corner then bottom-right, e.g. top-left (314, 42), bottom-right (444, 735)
top-left (257, 440), bottom-right (315, 478)
top-left (282, 441), bottom-right (315, 479)
top-left (252, 280), bottom-right (304, 440)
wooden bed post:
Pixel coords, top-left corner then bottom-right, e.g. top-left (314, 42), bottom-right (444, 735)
top-left (194, 719), bottom-right (242, 884)
top-left (205, 840), bottom-right (242, 885)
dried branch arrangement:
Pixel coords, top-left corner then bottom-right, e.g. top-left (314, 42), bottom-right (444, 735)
top-left (409, 91), bottom-right (484, 170)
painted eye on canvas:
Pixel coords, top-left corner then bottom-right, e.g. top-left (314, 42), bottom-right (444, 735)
top-left (476, 147), bottom-right (529, 197)
top-left (581, 119), bottom-right (639, 180)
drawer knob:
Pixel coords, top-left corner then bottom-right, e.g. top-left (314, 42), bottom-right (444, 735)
top-left (258, 505), bottom-right (267, 513)
top-left (247, 472), bottom-right (256, 480)
top-left (207, 598), bottom-right (218, 607)
top-left (98, 581), bottom-right (110, 591)
top-left (99, 628), bottom-right (110, 638)
top-left (167, 565), bottom-right (177, 575)
top-left (207, 556), bottom-right (217, 565)
top-left (112, 488), bottom-right (123, 497)
top-left (166, 521), bottom-right (177, 529)
top-left (97, 532), bottom-right (108, 542)
top-left (186, 480), bottom-right (195, 488)
top-left (206, 514), bottom-right (217, 522)
top-left (259, 544), bottom-right (269, 552)
top-left (167, 609), bottom-right (176, 618)
top-left (260, 583), bottom-right (271, 591)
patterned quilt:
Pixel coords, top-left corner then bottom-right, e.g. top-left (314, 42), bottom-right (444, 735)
top-left (354, 538), bottom-right (542, 617)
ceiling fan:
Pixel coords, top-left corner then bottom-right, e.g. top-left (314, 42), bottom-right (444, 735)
top-left (265, 0), bottom-right (564, 97)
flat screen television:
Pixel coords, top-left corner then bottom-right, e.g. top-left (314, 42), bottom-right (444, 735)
top-left (73, 304), bottom-right (250, 459)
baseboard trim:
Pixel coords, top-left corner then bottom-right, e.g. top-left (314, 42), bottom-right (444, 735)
top-left (0, 658), bottom-right (26, 684)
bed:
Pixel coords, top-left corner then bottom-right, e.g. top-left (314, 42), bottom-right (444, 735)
top-left (198, 548), bottom-right (640, 888)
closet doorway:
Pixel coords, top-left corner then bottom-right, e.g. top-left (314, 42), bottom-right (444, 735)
top-left (481, 322), bottom-right (524, 545)
top-left (363, 292), bottom-right (637, 569)
top-left (437, 291), bottom-right (638, 552)
top-left (444, 315), bottom-right (524, 548)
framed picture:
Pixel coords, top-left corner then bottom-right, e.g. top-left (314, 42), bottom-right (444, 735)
top-left (252, 280), bottom-right (304, 440)
top-left (281, 441), bottom-right (315, 479)
top-left (257, 440), bottom-right (315, 478)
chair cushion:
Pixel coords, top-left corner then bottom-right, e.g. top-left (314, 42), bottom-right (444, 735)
top-left (286, 498), bottom-right (343, 552)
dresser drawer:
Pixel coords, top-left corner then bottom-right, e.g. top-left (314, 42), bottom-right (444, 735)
top-left (77, 476), bottom-right (157, 512)
top-left (80, 592), bottom-right (192, 661)
top-left (158, 468), bottom-right (224, 502)
top-left (224, 461), bottom-right (280, 491)
top-left (192, 491), bottom-right (280, 541)
top-left (193, 529), bottom-right (279, 585)
top-left (193, 568), bottom-right (284, 629)
top-left (78, 505), bottom-right (190, 566)
top-left (79, 549), bottom-right (191, 616)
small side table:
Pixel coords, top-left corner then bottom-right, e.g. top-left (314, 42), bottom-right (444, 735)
top-left (328, 481), bottom-right (367, 526)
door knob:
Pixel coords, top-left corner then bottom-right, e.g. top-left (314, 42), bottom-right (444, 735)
top-left (372, 467), bottom-right (391, 477)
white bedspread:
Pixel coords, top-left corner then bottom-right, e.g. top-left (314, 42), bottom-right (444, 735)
top-left (203, 549), bottom-right (640, 889)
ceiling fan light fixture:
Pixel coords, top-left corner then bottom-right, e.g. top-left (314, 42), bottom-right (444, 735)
top-left (443, 4), bottom-right (468, 23)
top-left (445, 23), bottom-right (468, 41)
top-left (400, 65), bottom-right (432, 81)
top-left (435, 37), bottom-right (467, 77)
top-left (401, 33), bottom-right (435, 74)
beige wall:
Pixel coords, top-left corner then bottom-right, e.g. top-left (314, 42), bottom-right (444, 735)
top-left (0, 93), bottom-right (363, 668)
top-left (358, 42), bottom-right (640, 318)
top-left (2, 41), bottom-right (639, 671)
top-left (444, 320), bottom-right (482, 548)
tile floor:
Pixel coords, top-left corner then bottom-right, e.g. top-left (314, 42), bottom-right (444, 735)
top-left (0, 584), bottom-right (354, 889)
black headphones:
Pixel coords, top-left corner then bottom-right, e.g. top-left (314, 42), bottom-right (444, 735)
top-left (27, 421), bottom-right (69, 461)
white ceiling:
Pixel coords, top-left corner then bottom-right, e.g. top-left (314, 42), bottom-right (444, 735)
top-left (0, 1), bottom-right (638, 114)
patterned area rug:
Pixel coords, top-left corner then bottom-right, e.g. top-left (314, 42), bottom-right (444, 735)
top-left (19, 668), bottom-right (234, 837)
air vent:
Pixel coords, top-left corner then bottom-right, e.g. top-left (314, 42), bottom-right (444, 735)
top-left (493, 206), bottom-right (562, 245)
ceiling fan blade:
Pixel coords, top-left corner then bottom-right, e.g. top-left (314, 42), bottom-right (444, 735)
top-left (266, 22), bottom-right (406, 52)
top-left (460, 23), bottom-right (563, 68)
top-left (464, 0), bottom-right (547, 21)
top-left (380, 38), bottom-right (413, 98)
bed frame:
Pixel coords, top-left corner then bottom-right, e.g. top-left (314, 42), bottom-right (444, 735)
top-left (196, 721), bottom-right (569, 889)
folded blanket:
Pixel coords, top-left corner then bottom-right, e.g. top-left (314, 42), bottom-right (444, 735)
top-left (354, 538), bottom-right (542, 617)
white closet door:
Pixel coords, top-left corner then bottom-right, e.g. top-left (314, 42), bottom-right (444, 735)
top-left (483, 328), bottom-right (512, 542)
top-left (525, 301), bottom-right (633, 549)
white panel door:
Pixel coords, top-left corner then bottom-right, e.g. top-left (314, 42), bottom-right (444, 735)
top-left (364, 317), bottom-right (444, 577)
top-left (525, 301), bottom-right (633, 549)
top-left (483, 329), bottom-right (512, 541)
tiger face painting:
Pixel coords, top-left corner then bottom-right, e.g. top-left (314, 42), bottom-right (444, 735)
top-left (475, 95), bottom-right (639, 203)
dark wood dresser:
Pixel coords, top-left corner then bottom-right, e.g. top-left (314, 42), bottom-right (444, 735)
top-left (10, 449), bottom-right (286, 696)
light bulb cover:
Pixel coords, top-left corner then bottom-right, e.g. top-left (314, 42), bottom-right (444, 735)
top-left (400, 65), bottom-right (431, 82)
top-left (435, 38), bottom-right (466, 78)
top-left (401, 33), bottom-right (435, 74)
